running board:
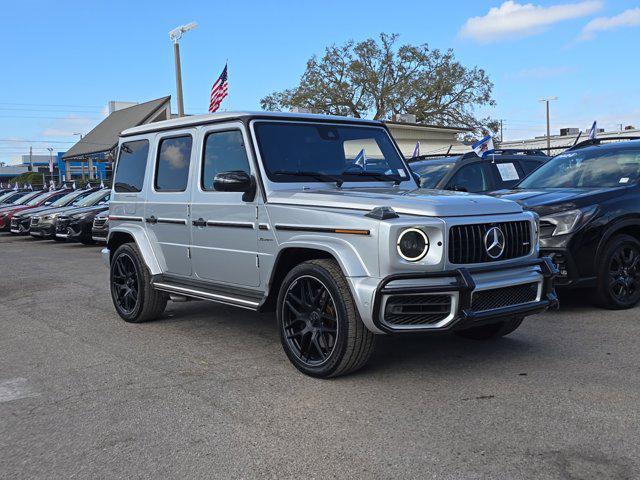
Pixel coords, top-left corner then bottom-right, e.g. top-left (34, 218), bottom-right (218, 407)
top-left (151, 280), bottom-right (262, 311)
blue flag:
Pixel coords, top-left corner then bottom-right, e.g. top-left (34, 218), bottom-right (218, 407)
top-left (472, 135), bottom-right (495, 158)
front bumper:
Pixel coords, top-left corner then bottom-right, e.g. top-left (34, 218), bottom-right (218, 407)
top-left (541, 248), bottom-right (596, 288)
top-left (9, 218), bottom-right (30, 235)
top-left (363, 258), bottom-right (558, 334)
top-left (30, 222), bottom-right (55, 238)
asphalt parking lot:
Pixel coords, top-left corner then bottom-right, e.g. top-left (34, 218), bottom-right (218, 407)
top-left (1, 234), bottom-right (639, 479)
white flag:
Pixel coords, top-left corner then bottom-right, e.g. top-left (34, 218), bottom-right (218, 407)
top-left (472, 135), bottom-right (495, 158)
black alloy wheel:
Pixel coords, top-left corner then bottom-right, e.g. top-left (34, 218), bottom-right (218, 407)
top-left (111, 252), bottom-right (140, 316)
top-left (608, 243), bottom-right (640, 304)
top-left (282, 275), bottom-right (339, 366)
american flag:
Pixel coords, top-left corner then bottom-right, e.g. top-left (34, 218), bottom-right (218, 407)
top-left (209, 64), bottom-right (228, 113)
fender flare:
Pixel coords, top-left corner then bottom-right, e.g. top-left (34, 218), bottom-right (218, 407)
top-left (274, 235), bottom-right (372, 279)
top-left (593, 217), bottom-right (640, 269)
top-left (107, 224), bottom-right (163, 275)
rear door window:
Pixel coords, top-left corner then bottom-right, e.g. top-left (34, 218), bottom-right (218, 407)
top-left (114, 140), bottom-right (149, 193)
top-left (155, 135), bottom-right (193, 192)
top-left (446, 163), bottom-right (491, 192)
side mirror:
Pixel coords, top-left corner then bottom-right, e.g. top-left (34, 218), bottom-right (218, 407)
top-left (213, 171), bottom-right (256, 201)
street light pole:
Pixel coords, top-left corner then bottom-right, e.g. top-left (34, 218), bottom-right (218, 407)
top-left (539, 97), bottom-right (558, 155)
top-left (169, 22), bottom-right (198, 118)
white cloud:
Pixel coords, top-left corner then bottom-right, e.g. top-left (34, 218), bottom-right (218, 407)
top-left (510, 65), bottom-right (576, 79)
top-left (578, 7), bottom-right (640, 40)
top-left (460, 0), bottom-right (603, 43)
top-left (41, 115), bottom-right (99, 137)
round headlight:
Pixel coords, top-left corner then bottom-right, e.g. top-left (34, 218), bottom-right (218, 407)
top-left (397, 228), bottom-right (429, 262)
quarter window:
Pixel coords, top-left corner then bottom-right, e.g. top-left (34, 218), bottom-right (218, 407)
top-left (201, 130), bottom-right (251, 191)
top-left (155, 135), bottom-right (193, 192)
top-left (114, 140), bottom-right (149, 193)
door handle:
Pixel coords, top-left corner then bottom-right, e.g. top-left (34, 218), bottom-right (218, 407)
top-left (145, 215), bottom-right (158, 225)
top-left (192, 218), bottom-right (207, 227)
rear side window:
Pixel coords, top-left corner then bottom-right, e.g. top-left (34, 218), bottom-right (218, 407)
top-left (155, 135), bottom-right (193, 192)
top-left (114, 140), bottom-right (149, 193)
top-left (201, 130), bottom-right (250, 191)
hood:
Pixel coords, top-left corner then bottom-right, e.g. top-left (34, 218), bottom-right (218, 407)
top-left (490, 187), bottom-right (623, 216)
top-left (15, 205), bottom-right (56, 218)
top-left (64, 205), bottom-right (108, 218)
top-left (268, 187), bottom-right (521, 217)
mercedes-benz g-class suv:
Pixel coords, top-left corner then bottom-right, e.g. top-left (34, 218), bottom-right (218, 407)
top-left (103, 112), bottom-right (557, 378)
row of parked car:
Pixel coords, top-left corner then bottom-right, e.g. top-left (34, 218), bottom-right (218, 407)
top-left (0, 186), bottom-right (110, 243)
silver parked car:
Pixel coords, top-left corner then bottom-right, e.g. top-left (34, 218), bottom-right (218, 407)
top-left (103, 112), bottom-right (558, 378)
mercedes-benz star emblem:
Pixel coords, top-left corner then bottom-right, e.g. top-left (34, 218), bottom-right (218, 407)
top-left (484, 226), bottom-right (506, 259)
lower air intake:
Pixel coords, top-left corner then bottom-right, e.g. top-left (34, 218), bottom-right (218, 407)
top-left (384, 294), bottom-right (452, 326)
top-left (471, 283), bottom-right (538, 312)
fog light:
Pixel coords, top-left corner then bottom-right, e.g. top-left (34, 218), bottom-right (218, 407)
top-left (397, 228), bottom-right (429, 261)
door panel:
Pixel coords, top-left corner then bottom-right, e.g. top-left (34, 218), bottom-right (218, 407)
top-left (145, 133), bottom-right (194, 277)
top-left (190, 124), bottom-right (259, 287)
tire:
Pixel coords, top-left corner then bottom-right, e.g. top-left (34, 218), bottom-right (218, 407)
top-left (277, 259), bottom-right (375, 378)
top-left (594, 234), bottom-right (640, 309)
top-left (455, 317), bottom-right (524, 340)
top-left (110, 242), bottom-right (167, 323)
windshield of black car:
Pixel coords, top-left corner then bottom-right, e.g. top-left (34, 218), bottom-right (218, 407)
top-left (254, 122), bottom-right (410, 184)
top-left (78, 190), bottom-right (108, 207)
top-left (519, 146), bottom-right (640, 188)
top-left (410, 160), bottom-right (455, 188)
top-left (52, 190), bottom-right (85, 207)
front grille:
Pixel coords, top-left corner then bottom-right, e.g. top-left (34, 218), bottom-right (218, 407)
top-left (471, 283), bottom-right (538, 312)
top-left (384, 294), bottom-right (452, 326)
top-left (30, 217), bottom-right (39, 226)
top-left (449, 220), bottom-right (532, 264)
top-left (10, 219), bottom-right (18, 228)
top-left (93, 217), bottom-right (107, 228)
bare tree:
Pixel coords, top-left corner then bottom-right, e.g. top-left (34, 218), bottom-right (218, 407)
top-left (261, 33), bottom-right (498, 137)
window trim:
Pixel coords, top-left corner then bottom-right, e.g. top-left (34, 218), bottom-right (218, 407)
top-left (200, 128), bottom-right (251, 192)
top-left (114, 139), bottom-right (150, 193)
top-left (153, 133), bottom-right (194, 193)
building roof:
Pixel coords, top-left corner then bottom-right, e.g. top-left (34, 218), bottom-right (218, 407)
top-left (63, 96), bottom-right (171, 160)
top-left (501, 128), bottom-right (640, 154)
top-left (384, 121), bottom-right (472, 133)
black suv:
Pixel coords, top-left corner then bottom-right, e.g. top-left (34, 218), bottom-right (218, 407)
top-left (409, 149), bottom-right (550, 193)
top-left (491, 138), bottom-right (640, 309)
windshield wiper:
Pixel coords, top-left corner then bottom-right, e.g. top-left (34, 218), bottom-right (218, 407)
top-left (272, 170), bottom-right (343, 188)
top-left (341, 170), bottom-right (403, 186)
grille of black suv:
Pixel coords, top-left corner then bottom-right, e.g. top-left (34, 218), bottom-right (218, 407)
top-left (93, 217), bottom-right (107, 228)
top-left (471, 283), bottom-right (538, 312)
top-left (449, 220), bottom-right (532, 264)
top-left (30, 217), bottom-right (39, 226)
top-left (10, 218), bottom-right (18, 228)
top-left (384, 294), bottom-right (452, 326)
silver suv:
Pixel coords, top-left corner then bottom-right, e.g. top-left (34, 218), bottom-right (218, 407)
top-left (103, 112), bottom-right (558, 378)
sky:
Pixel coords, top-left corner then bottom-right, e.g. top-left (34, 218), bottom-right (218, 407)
top-left (1, 0), bottom-right (639, 163)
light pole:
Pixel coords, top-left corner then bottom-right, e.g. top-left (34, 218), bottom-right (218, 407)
top-left (169, 22), bottom-right (198, 117)
top-left (46, 147), bottom-right (55, 185)
top-left (539, 97), bottom-right (558, 155)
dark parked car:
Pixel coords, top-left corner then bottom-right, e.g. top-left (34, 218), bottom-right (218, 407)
top-left (53, 189), bottom-right (111, 244)
top-left (31, 188), bottom-right (110, 240)
top-left (91, 210), bottom-right (109, 243)
top-left (491, 137), bottom-right (640, 309)
top-left (11, 188), bottom-right (100, 235)
top-left (409, 149), bottom-right (550, 193)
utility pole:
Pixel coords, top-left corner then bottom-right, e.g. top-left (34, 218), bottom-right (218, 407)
top-left (169, 22), bottom-right (198, 117)
top-left (539, 97), bottom-right (558, 155)
top-left (500, 120), bottom-right (504, 143)
top-left (29, 146), bottom-right (33, 172)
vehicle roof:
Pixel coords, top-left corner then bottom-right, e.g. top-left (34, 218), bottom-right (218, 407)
top-left (567, 138), bottom-right (640, 154)
top-left (122, 111), bottom-right (383, 137)
top-left (411, 151), bottom-right (549, 169)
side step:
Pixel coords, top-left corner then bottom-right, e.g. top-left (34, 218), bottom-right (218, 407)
top-left (151, 279), bottom-right (263, 311)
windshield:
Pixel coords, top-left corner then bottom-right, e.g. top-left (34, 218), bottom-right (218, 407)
top-left (26, 192), bottom-right (52, 206)
top-left (519, 146), bottom-right (640, 189)
top-left (51, 190), bottom-right (87, 207)
top-left (254, 122), bottom-right (411, 184)
top-left (78, 189), bottom-right (109, 207)
top-left (0, 191), bottom-right (25, 203)
top-left (411, 160), bottom-right (455, 188)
